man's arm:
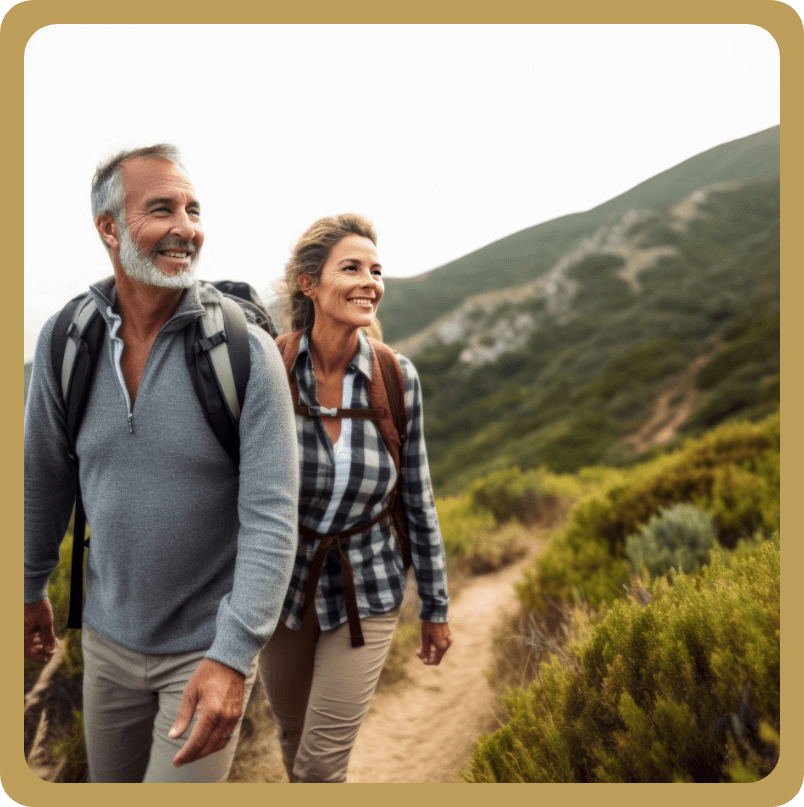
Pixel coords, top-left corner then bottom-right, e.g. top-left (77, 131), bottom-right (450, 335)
top-left (24, 315), bottom-right (79, 657)
top-left (171, 327), bottom-right (299, 766)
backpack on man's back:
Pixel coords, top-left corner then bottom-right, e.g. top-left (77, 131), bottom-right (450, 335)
top-left (50, 279), bottom-right (276, 628)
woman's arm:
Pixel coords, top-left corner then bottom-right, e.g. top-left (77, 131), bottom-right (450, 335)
top-left (396, 354), bottom-right (450, 626)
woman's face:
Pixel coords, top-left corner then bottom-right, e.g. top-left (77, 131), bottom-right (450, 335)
top-left (303, 234), bottom-right (384, 332)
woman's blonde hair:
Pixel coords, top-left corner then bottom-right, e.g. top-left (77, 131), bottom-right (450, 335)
top-left (362, 318), bottom-right (383, 342)
top-left (284, 214), bottom-right (377, 333)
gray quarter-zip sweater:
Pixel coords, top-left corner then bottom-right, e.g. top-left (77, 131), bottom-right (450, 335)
top-left (24, 277), bottom-right (299, 675)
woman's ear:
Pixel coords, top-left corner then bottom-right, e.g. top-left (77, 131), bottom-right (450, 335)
top-left (298, 274), bottom-right (315, 298)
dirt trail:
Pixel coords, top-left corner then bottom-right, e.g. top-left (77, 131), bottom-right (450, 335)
top-left (622, 351), bottom-right (716, 455)
top-left (347, 539), bottom-right (543, 783)
top-left (229, 536), bottom-right (544, 784)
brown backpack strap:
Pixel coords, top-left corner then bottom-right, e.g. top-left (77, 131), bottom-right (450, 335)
top-left (275, 330), bottom-right (302, 403)
top-left (366, 338), bottom-right (412, 570)
top-left (294, 404), bottom-right (385, 420)
top-left (374, 343), bottom-right (407, 448)
top-left (298, 504), bottom-right (393, 648)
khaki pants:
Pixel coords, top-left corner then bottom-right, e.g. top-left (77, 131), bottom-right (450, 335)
top-left (258, 608), bottom-right (399, 783)
top-left (81, 623), bottom-right (257, 783)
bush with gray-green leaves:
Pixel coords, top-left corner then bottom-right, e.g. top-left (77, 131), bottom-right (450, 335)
top-left (625, 503), bottom-right (715, 581)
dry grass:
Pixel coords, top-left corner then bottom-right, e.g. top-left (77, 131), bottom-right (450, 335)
top-left (228, 685), bottom-right (287, 783)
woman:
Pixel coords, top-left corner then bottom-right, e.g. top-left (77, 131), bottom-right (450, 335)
top-left (258, 214), bottom-right (452, 783)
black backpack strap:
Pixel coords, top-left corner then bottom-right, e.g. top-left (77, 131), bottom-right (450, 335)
top-left (208, 280), bottom-right (278, 338)
top-left (67, 487), bottom-right (89, 629)
top-left (50, 293), bottom-right (106, 629)
top-left (50, 295), bottom-right (106, 457)
top-left (184, 295), bottom-right (250, 466)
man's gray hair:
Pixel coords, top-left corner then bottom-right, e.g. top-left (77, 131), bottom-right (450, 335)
top-left (91, 144), bottom-right (184, 249)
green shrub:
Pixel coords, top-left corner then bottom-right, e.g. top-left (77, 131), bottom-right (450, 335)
top-left (436, 496), bottom-right (496, 557)
top-left (458, 522), bottom-right (529, 575)
top-left (708, 464), bottom-right (778, 547)
top-left (685, 379), bottom-right (779, 431)
top-left (567, 253), bottom-right (625, 280)
top-left (52, 708), bottom-right (87, 782)
top-left (602, 337), bottom-right (690, 388)
top-left (435, 495), bottom-right (528, 575)
top-left (517, 415), bottom-right (779, 611)
top-left (696, 315), bottom-right (778, 390)
top-left (590, 415), bottom-right (778, 555)
top-left (537, 466), bottom-right (614, 501)
top-left (539, 414), bottom-right (613, 474)
top-left (467, 466), bottom-right (549, 524)
top-left (625, 503), bottom-right (715, 580)
top-left (465, 537), bottom-right (780, 783)
top-left (516, 498), bottom-right (631, 612)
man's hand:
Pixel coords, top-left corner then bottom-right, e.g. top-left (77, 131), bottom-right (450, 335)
top-left (25, 599), bottom-right (58, 663)
top-left (415, 620), bottom-right (453, 666)
top-left (169, 658), bottom-right (246, 767)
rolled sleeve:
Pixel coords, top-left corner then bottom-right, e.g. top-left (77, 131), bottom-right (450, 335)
top-left (397, 355), bottom-right (449, 623)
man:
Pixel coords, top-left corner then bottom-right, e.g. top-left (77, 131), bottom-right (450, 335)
top-left (24, 145), bottom-right (299, 782)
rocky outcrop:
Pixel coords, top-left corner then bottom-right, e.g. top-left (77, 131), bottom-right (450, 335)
top-left (390, 182), bottom-right (736, 368)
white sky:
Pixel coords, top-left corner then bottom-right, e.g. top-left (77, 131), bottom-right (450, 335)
top-left (20, 20), bottom-right (783, 362)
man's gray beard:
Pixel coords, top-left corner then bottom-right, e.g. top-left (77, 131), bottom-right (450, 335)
top-left (117, 218), bottom-right (198, 290)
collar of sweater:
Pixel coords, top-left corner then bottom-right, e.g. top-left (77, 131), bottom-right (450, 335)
top-left (87, 276), bottom-right (224, 335)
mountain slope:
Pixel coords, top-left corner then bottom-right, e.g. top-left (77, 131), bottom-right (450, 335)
top-left (409, 174), bottom-right (779, 493)
top-left (23, 129), bottom-right (779, 496)
top-left (381, 125), bottom-right (779, 345)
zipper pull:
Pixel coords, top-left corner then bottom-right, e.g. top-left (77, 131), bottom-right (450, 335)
top-left (128, 413), bottom-right (134, 434)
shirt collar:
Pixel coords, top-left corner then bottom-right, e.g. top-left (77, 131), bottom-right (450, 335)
top-left (297, 330), bottom-right (375, 381)
top-left (87, 275), bottom-right (207, 333)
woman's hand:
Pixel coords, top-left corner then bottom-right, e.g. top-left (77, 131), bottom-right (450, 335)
top-left (416, 620), bottom-right (453, 665)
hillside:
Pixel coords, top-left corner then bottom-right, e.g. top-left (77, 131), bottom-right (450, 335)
top-left (23, 128), bottom-right (779, 495)
top-left (409, 173), bottom-right (779, 493)
top-left (380, 125), bottom-right (779, 345)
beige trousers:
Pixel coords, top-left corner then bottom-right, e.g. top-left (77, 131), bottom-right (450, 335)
top-left (258, 608), bottom-right (399, 783)
top-left (81, 623), bottom-right (257, 783)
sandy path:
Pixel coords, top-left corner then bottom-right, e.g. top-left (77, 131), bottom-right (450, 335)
top-left (622, 351), bottom-right (716, 455)
top-left (347, 542), bottom-right (542, 784)
top-left (229, 537), bottom-right (544, 784)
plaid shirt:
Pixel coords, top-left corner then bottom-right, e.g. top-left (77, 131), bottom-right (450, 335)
top-left (280, 331), bottom-right (449, 631)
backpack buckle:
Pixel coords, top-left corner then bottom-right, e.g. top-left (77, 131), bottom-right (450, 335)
top-left (193, 330), bottom-right (227, 355)
top-left (308, 405), bottom-right (339, 417)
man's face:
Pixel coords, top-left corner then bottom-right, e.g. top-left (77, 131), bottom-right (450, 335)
top-left (116, 157), bottom-right (204, 288)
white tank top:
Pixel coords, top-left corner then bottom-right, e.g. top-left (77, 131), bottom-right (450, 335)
top-left (317, 369), bottom-right (355, 533)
